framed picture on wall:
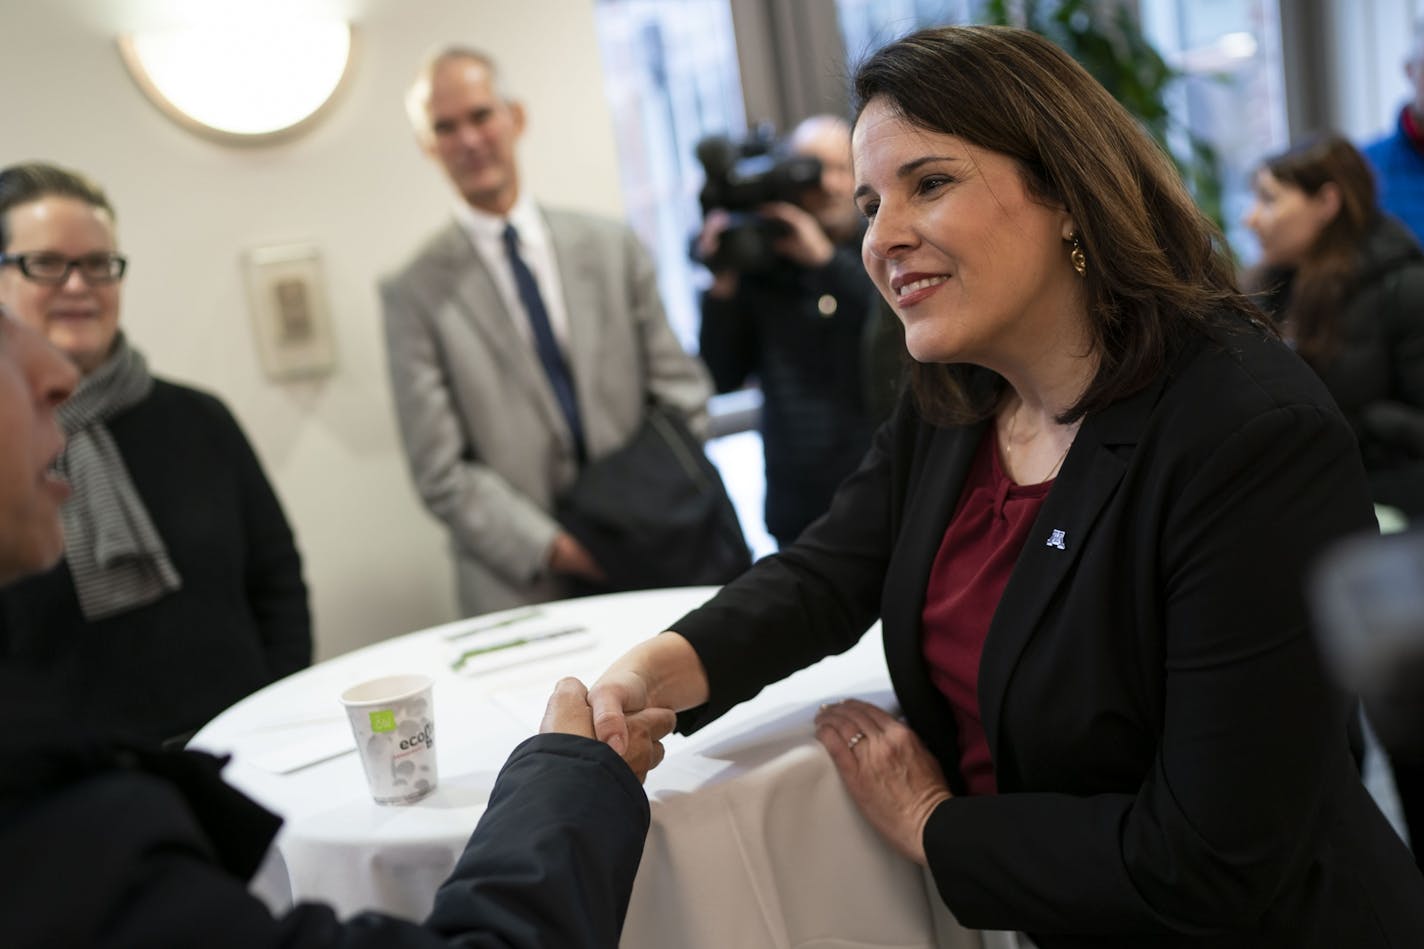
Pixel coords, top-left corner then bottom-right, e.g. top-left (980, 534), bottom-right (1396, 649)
top-left (243, 242), bottom-right (338, 381)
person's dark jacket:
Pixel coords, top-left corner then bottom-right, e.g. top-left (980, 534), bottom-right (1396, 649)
top-left (1261, 215), bottom-right (1424, 514)
top-left (0, 379), bottom-right (310, 744)
top-left (671, 317), bottom-right (1424, 946)
top-left (699, 238), bottom-right (881, 545)
top-left (0, 667), bottom-right (649, 949)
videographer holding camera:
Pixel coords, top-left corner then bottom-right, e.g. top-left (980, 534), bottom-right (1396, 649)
top-left (696, 115), bottom-right (886, 547)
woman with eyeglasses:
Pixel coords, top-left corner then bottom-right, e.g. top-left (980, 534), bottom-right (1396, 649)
top-left (0, 162), bottom-right (311, 747)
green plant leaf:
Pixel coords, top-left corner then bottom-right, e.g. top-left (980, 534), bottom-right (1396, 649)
top-left (977, 0), bottom-right (1225, 232)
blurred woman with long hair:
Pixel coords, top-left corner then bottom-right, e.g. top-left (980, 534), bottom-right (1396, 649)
top-left (1245, 133), bottom-right (1424, 516)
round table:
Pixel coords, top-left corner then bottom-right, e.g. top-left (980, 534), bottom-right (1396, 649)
top-left (193, 587), bottom-right (970, 948)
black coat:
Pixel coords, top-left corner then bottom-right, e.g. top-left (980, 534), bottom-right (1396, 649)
top-left (0, 380), bottom-right (310, 743)
top-left (1265, 215), bottom-right (1424, 514)
top-left (699, 240), bottom-right (881, 544)
top-left (673, 319), bottom-right (1424, 946)
top-left (0, 668), bottom-right (649, 949)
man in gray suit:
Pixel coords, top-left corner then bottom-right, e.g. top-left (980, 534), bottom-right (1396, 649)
top-left (382, 47), bottom-right (712, 615)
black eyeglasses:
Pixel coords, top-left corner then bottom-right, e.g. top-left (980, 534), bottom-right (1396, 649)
top-left (0, 252), bottom-right (127, 286)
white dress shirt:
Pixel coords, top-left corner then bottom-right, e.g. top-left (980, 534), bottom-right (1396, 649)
top-left (453, 195), bottom-right (573, 352)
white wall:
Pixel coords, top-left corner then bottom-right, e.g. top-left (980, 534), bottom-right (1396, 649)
top-left (0, 0), bottom-right (624, 659)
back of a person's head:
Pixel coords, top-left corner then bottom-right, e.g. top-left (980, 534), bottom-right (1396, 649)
top-left (0, 162), bottom-right (113, 251)
top-left (852, 25), bottom-right (1248, 423)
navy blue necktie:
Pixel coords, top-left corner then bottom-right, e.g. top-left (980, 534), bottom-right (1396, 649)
top-left (503, 224), bottom-right (586, 464)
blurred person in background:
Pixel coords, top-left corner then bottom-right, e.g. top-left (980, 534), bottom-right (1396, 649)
top-left (1249, 134), bottom-right (1424, 876)
top-left (696, 115), bottom-right (884, 547)
top-left (1244, 133), bottom-right (1424, 519)
top-left (0, 162), bottom-right (311, 747)
top-left (1363, 16), bottom-right (1424, 242)
top-left (383, 47), bottom-right (711, 614)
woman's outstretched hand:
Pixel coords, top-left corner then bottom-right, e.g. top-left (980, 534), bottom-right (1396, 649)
top-left (587, 631), bottom-right (710, 777)
top-left (541, 676), bottom-right (675, 782)
top-left (587, 668), bottom-right (652, 760)
top-left (814, 699), bottom-right (953, 866)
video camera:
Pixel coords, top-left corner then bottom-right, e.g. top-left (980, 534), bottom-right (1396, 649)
top-left (694, 125), bottom-right (822, 273)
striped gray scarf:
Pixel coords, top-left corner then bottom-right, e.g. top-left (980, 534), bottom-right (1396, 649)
top-left (56, 334), bottom-right (182, 619)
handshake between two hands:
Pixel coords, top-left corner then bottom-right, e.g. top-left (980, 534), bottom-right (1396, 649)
top-left (537, 676), bottom-right (676, 783)
top-left (540, 673), bottom-right (950, 865)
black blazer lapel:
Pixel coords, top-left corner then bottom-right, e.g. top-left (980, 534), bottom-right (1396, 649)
top-left (882, 419), bottom-right (987, 789)
top-left (977, 377), bottom-right (1163, 782)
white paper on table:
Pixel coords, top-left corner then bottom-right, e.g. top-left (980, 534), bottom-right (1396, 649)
top-left (449, 630), bottom-right (599, 678)
top-left (487, 681), bottom-right (573, 733)
top-left (244, 724), bottom-right (357, 774)
top-left (693, 686), bottom-right (900, 759)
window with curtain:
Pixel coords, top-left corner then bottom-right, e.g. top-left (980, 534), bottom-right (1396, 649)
top-left (595, 0), bottom-right (747, 351)
top-left (1140, 0), bottom-right (1288, 263)
top-left (596, 0), bottom-right (1288, 328)
top-left (837, 0), bottom-right (976, 63)
top-left (834, 0), bottom-right (1287, 262)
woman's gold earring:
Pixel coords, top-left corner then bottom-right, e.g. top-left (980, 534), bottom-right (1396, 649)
top-left (1069, 235), bottom-right (1087, 277)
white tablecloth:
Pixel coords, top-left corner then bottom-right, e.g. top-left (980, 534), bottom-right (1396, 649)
top-left (193, 587), bottom-right (983, 948)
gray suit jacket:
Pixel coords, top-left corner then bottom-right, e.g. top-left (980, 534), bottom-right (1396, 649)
top-left (381, 207), bottom-right (712, 615)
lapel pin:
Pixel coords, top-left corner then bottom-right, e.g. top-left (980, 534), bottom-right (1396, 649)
top-left (1046, 529), bottom-right (1067, 550)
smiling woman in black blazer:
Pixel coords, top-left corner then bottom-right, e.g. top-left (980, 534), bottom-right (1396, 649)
top-left (588, 26), bottom-right (1424, 947)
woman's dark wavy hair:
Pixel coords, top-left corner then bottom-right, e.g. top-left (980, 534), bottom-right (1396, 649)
top-left (1246, 133), bottom-right (1378, 368)
top-left (852, 26), bottom-right (1263, 425)
top-left (0, 162), bottom-right (113, 251)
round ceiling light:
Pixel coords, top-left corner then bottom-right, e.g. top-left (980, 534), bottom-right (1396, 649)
top-left (118, 18), bottom-right (354, 142)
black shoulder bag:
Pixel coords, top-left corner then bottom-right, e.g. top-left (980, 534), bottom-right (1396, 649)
top-left (555, 404), bottom-right (752, 592)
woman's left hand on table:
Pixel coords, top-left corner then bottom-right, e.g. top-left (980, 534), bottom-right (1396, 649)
top-left (814, 699), bottom-right (952, 866)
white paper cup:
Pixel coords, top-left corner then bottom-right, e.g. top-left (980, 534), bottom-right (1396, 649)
top-left (339, 673), bottom-right (438, 805)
